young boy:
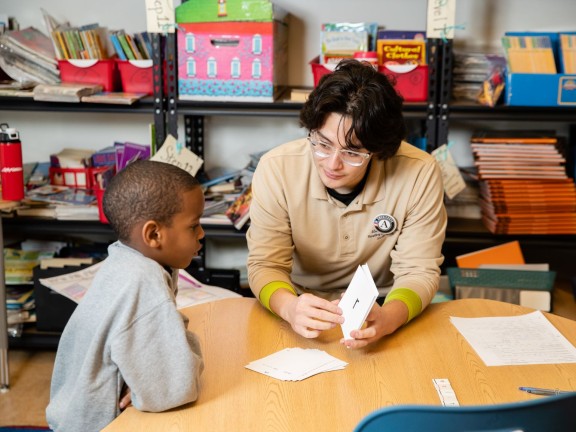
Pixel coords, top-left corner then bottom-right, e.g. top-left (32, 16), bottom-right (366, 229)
top-left (46, 160), bottom-right (205, 432)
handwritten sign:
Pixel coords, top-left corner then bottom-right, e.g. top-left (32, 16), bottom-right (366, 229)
top-left (145, 0), bottom-right (175, 34)
top-left (150, 135), bottom-right (203, 176)
top-left (431, 143), bottom-right (466, 200)
top-left (426, 0), bottom-right (456, 39)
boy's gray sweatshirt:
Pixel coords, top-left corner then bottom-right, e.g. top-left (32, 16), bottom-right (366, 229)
top-left (46, 241), bottom-right (204, 432)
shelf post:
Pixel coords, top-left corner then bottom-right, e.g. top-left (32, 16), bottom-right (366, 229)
top-left (437, 38), bottom-right (453, 148)
top-left (165, 32), bottom-right (178, 139)
top-left (0, 218), bottom-right (10, 391)
top-left (151, 33), bottom-right (167, 150)
top-left (425, 38), bottom-right (453, 151)
top-left (426, 38), bottom-right (441, 152)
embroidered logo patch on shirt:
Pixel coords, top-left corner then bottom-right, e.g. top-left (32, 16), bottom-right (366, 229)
top-left (373, 214), bottom-right (397, 234)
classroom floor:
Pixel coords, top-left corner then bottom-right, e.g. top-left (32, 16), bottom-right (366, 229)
top-left (1, 284), bottom-right (575, 427)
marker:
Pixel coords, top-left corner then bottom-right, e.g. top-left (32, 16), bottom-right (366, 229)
top-left (178, 272), bottom-right (202, 288)
top-left (519, 386), bottom-right (572, 396)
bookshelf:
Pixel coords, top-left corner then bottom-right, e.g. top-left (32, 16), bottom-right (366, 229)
top-left (1, 71), bottom-right (575, 338)
top-left (1, 2), bottom-right (576, 388)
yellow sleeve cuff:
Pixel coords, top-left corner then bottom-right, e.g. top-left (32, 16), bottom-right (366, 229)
top-left (384, 288), bottom-right (422, 323)
top-left (259, 281), bottom-right (297, 313)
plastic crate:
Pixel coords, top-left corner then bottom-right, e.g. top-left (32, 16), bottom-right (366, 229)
top-left (447, 267), bottom-right (556, 311)
top-left (309, 56), bottom-right (428, 101)
top-left (49, 166), bottom-right (112, 190)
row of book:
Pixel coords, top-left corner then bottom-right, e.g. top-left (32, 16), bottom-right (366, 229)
top-left (199, 150), bottom-right (266, 230)
top-left (109, 30), bottom-right (153, 61)
top-left (471, 129), bottom-right (576, 234)
top-left (501, 33), bottom-right (576, 74)
top-left (45, 10), bottom-right (151, 61)
top-left (0, 10), bottom-right (153, 97)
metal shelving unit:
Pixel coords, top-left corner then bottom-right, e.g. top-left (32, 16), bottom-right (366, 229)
top-left (2, 33), bottom-right (576, 391)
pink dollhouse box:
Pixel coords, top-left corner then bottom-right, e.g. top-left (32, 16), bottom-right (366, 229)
top-left (175, 0), bottom-right (289, 102)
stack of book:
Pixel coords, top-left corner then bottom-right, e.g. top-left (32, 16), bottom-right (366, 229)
top-left (471, 130), bottom-right (576, 234)
top-left (199, 150), bottom-right (266, 230)
top-left (451, 51), bottom-right (506, 106)
top-left (501, 35), bottom-right (557, 74)
top-left (0, 26), bottom-right (59, 84)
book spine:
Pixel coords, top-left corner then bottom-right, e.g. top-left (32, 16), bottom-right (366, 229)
top-left (109, 33), bottom-right (127, 61)
top-left (117, 32), bottom-right (136, 60)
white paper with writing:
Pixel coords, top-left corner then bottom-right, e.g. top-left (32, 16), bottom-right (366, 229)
top-left (39, 266), bottom-right (238, 309)
top-left (340, 264), bottom-right (379, 340)
top-left (427, 0), bottom-right (457, 39)
top-left (450, 311), bottom-right (576, 366)
top-left (432, 144), bottom-right (466, 200)
top-left (145, 0), bottom-right (175, 34)
top-left (150, 135), bottom-right (204, 176)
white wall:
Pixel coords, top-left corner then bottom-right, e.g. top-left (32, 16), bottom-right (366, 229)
top-left (1, 0), bottom-right (575, 269)
top-left (2, 0), bottom-right (576, 163)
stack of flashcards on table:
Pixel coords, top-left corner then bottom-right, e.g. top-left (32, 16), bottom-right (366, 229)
top-left (501, 35), bottom-right (557, 74)
top-left (245, 348), bottom-right (347, 381)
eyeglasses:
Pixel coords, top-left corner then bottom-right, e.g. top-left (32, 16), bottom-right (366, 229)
top-left (307, 132), bottom-right (371, 167)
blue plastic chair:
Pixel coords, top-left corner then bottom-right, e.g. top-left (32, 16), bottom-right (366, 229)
top-left (354, 392), bottom-right (576, 432)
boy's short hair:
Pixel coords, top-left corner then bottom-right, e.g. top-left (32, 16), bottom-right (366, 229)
top-left (103, 160), bottom-right (200, 241)
top-left (300, 59), bottom-right (407, 160)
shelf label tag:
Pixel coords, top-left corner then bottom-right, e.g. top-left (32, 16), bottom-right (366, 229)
top-left (151, 135), bottom-right (204, 176)
top-left (427, 0), bottom-right (456, 39)
top-left (432, 143), bottom-right (466, 200)
top-left (145, 0), bottom-right (175, 34)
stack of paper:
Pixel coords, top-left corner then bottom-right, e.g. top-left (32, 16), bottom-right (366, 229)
top-left (245, 348), bottom-right (347, 381)
top-left (450, 311), bottom-right (576, 366)
top-left (470, 130), bottom-right (576, 234)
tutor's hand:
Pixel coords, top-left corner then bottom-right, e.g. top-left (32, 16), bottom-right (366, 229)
top-left (119, 385), bottom-right (132, 411)
top-left (340, 299), bottom-right (408, 349)
top-left (275, 291), bottom-right (344, 339)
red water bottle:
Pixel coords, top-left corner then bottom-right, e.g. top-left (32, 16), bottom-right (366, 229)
top-left (0, 123), bottom-right (24, 201)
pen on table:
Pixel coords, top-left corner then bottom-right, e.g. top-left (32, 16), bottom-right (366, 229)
top-left (518, 386), bottom-right (573, 396)
top-left (178, 273), bottom-right (202, 288)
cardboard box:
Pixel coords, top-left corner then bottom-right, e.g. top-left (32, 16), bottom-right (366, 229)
top-left (117, 59), bottom-right (153, 94)
top-left (175, 0), bottom-right (288, 102)
top-left (505, 73), bottom-right (576, 106)
top-left (59, 59), bottom-right (118, 92)
top-left (503, 31), bottom-right (576, 106)
top-left (447, 267), bottom-right (556, 312)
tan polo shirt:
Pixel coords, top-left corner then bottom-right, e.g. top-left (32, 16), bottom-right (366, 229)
top-left (246, 137), bottom-right (447, 311)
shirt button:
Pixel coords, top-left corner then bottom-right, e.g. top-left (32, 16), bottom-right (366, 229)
top-left (344, 235), bottom-right (349, 240)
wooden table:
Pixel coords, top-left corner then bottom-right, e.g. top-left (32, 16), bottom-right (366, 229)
top-left (104, 297), bottom-right (576, 432)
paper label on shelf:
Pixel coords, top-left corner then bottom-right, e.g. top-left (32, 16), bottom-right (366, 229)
top-left (427, 0), bottom-right (456, 39)
top-left (431, 144), bottom-right (466, 200)
top-left (145, 0), bottom-right (175, 34)
top-left (151, 135), bottom-right (204, 176)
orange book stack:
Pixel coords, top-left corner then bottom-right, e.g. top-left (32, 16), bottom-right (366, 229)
top-left (471, 130), bottom-right (576, 234)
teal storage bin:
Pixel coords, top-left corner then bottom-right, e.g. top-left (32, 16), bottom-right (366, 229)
top-left (447, 267), bottom-right (556, 311)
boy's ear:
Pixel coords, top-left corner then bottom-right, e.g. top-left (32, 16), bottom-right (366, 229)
top-left (142, 220), bottom-right (162, 248)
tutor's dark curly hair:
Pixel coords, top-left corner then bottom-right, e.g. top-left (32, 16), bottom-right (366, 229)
top-left (103, 160), bottom-right (200, 242)
top-left (300, 59), bottom-right (407, 160)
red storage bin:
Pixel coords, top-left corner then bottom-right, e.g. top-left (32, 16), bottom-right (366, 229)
top-left (117, 60), bottom-right (153, 94)
top-left (309, 56), bottom-right (428, 102)
top-left (58, 59), bottom-right (118, 92)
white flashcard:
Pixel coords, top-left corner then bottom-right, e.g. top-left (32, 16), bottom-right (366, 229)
top-left (339, 264), bottom-right (379, 340)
